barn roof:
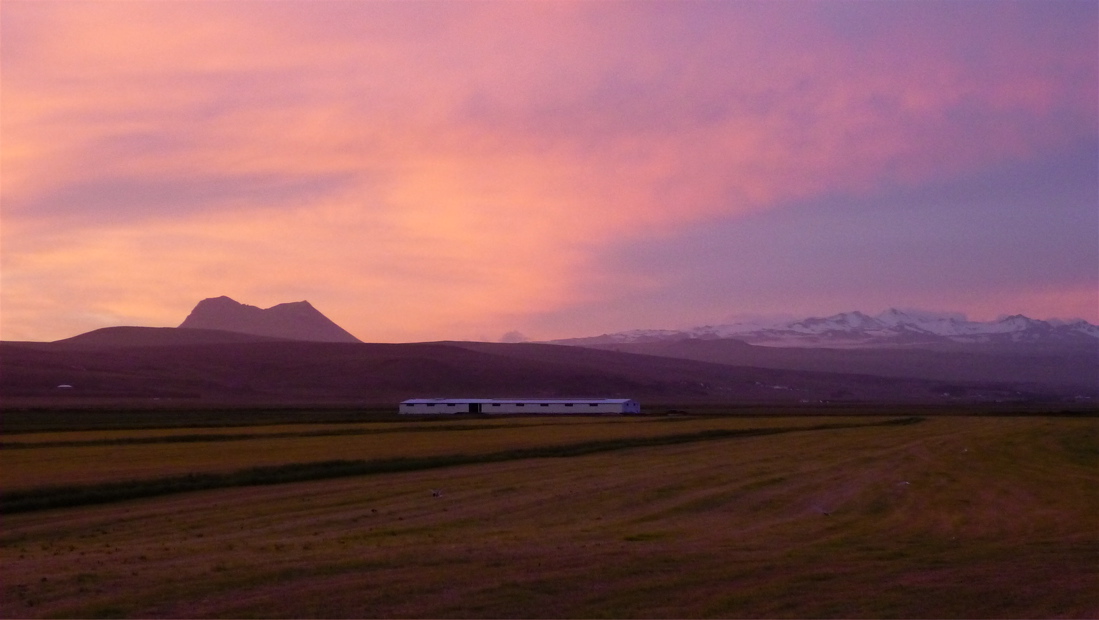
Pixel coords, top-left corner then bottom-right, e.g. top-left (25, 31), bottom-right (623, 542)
top-left (401, 398), bottom-right (635, 404)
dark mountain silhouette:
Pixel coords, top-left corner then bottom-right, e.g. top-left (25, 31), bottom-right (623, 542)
top-left (1, 338), bottom-right (1088, 406)
top-left (178, 296), bottom-right (361, 343)
top-left (562, 337), bottom-right (1097, 392)
top-left (49, 326), bottom-right (288, 348)
top-left (2, 301), bottom-right (1094, 407)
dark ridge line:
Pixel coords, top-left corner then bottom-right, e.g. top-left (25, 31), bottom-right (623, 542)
top-left (0, 417), bottom-right (924, 514)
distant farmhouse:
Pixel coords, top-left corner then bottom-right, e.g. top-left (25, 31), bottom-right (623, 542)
top-left (399, 398), bottom-right (641, 415)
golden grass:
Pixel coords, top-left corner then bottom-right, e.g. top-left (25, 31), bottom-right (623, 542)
top-left (0, 416), bottom-right (837, 490)
top-left (1, 414), bottom-right (1095, 618)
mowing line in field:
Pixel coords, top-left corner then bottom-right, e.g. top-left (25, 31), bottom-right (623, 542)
top-left (0, 417), bottom-right (923, 514)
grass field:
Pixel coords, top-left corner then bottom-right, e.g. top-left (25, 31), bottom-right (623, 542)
top-left (1, 410), bottom-right (1096, 618)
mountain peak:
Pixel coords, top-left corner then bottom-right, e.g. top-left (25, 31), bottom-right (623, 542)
top-left (179, 297), bottom-right (360, 343)
top-left (197, 295), bottom-right (244, 307)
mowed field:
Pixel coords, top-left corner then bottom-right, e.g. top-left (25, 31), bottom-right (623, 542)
top-left (1, 411), bottom-right (1096, 618)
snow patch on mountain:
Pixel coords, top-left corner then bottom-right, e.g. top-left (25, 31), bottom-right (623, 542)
top-left (551, 309), bottom-right (1099, 348)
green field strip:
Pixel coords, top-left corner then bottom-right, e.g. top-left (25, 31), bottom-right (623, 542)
top-left (0, 417), bottom-right (923, 513)
top-left (0, 409), bottom-right (398, 434)
top-left (2, 408), bottom-right (679, 434)
top-left (1, 417), bottom-right (689, 448)
top-left (0, 422), bottom-right (576, 449)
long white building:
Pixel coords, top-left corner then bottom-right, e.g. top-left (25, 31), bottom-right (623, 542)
top-left (399, 398), bottom-right (640, 415)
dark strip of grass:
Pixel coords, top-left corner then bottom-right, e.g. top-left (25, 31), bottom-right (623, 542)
top-left (0, 408), bottom-right (401, 434)
top-left (2, 416), bottom-right (718, 449)
top-left (0, 417), bottom-right (923, 514)
top-left (0, 423), bottom-right (558, 449)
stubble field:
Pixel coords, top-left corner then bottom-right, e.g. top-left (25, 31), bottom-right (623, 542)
top-left (2, 409), bottom-right (1096, 618)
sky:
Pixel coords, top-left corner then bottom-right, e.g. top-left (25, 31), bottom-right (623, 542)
top-left (2, 0), bottom-right (1096, 343)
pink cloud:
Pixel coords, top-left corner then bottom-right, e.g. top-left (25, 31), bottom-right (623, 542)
top-left (2, 2), bottom-right (1094, 341)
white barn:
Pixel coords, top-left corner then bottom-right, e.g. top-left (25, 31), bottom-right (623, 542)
top-left (399, 398), bottom-right (640, 415)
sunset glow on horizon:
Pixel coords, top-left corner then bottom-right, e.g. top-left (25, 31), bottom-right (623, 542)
top-left (2, 1), bottom-right (1096, 343)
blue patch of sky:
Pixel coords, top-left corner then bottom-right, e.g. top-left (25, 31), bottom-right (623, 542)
top-left (598, 138), bottom-right (1098, 309)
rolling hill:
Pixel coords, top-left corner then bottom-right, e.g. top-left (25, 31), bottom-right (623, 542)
top-left (557, 337), bottom-right (1097, 393)
top-left (3, 300), bottom-right (1094, 408)
top-left (0, 328), bottom-right (1084, 406)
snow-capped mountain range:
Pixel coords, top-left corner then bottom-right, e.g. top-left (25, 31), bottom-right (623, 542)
top-left (552, 309), bottom-right (1099, 348)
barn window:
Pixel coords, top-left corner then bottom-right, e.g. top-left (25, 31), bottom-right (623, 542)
top-left (590, 404), bottom-right (598, 407)
top-left (565, 404), bottom-right (573, 407)
top-left (427, 403), bottom-right (435, 407)
top-left (492, 403), bottom-right (500, 407)
top-left (540, 404), bottom-right (549, 407)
